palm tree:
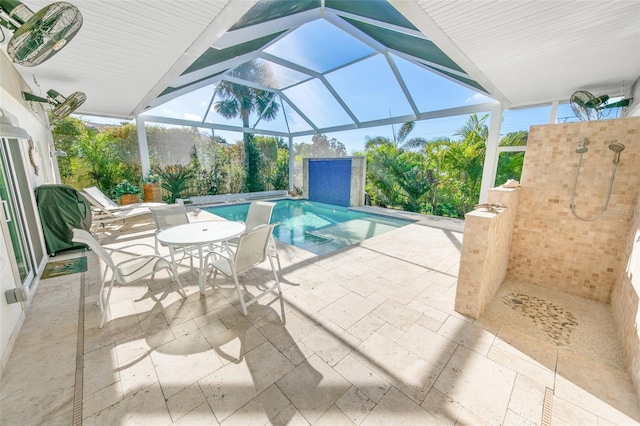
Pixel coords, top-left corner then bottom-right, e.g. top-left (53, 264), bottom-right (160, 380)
top-left (428, 113), bottom-right (489, 215)
top-left (364, 121), bottom-right (432, 211)
top-left (495, 130), bottom-right (527, 185)
top-left (365, 121), bottom-right (428, 150)
top-left (213, 61), bottom-right (280, 192)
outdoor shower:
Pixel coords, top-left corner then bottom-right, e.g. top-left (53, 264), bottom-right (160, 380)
top-left (570, 137), bottom-right (625, 221)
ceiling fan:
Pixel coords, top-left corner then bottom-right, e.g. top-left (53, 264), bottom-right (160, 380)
top-left (0, 0), bottom-right (83, 66)
top-left (569, 90), bottom-right (633, 121)
top-left (22, 89), bottom-right (86, 124)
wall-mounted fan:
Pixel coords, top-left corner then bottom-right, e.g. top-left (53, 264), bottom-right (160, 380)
top-left (22, 89), bottom-right (86, 123)
top-left (569, 90), bottom-right (633, 121)
top-left (0, 1), bottom-right (83, 66)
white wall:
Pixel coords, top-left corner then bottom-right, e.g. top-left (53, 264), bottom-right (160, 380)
top-left (0, 50), bottom-right (56, 376)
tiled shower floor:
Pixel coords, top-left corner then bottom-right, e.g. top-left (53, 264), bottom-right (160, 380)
top-left (481, 278), bottom-right (626, 371)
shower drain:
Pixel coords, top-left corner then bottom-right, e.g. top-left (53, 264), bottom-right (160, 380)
top-left (72, 263), bottom-right (86, 426)
top-left (542, 387), bottom-right (553, 426)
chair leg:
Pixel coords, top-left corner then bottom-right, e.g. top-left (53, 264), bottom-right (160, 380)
top-left (166, 263), bottom-right (186, 297)
top-left (97, 266), bottom-right (109, 306)
top-left (204, 252), bottom-right (220, 281)
top-left (269, 235), bottom-right (282, 271)
top-left (232, 272), bottom-right (248, 315)
top-left (100, 276), bottom-right (116, 328)
top-left (268, 255), bottom-right (282, 295)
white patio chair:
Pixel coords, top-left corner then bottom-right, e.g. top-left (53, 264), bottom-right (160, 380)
top-left (205, 224), bottom-right (281, 315)
top-left (149, 204), bottom-right (190, 253)
top-left (230, 201), bottom-right (282, 270)
top-left (72, 228), bottom-right (185, 328)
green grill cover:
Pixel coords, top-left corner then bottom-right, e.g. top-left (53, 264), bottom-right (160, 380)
top-left (35, 184), bottom-right (92, 256)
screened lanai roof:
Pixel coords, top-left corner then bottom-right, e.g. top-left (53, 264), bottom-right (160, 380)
top-left (142, 0), bottom-right (496, 137)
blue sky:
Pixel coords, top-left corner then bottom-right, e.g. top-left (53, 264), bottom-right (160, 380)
top-left (79, 104), bottom-right (567, 155)
top-left (77, 107), bottom-right (563, 155)
top-left (75, 18), bottom-right (625, 154)
top-left (78, 98), bottom-right (625, 156)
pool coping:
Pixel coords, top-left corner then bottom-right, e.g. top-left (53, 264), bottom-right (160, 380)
top-left (186, 197), bottom-right (465, 234)
top-left (191, 199), bottom-right (465, 255)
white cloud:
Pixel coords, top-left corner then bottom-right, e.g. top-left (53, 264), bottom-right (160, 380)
top-left (465, 92), bottom-right (495, 105)
top-left (183, 113), bottom-right (203, 122)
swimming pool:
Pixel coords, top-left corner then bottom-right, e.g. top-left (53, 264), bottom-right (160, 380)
top-left (204, 199), bottom-right (413, 255)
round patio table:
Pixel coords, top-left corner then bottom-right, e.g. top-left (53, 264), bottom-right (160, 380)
top-left (157, 220), bottom-right (245, 294)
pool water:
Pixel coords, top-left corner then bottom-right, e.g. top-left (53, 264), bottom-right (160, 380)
top-left (204, 199), bottom-right (413, 255)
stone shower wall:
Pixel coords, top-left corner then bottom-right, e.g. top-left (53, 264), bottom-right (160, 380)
top-left (455, 187), bottom-right (519, 318)
top-left (508, 117), bottom-right (640, 303)
top-left (611, 193), bottom-right (640, 397)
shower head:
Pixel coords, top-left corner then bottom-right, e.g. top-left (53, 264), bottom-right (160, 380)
top-left (575, 138), bottom-right (589, 154)
top-left (608, 142), bottom-right (625, 152)
top-left (609, 142), bottom-right (625, 165)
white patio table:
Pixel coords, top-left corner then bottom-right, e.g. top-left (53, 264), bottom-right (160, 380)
top-left (157, 220), bottom-right (245, 294)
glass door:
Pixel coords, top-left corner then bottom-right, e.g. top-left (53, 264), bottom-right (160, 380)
top-left (0, 138), bottom-right (34, 286)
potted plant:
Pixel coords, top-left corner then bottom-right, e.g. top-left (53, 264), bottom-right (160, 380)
top-left (141, 171), bottom-right (162, 203)
top-left (113, 180), bottom-right (141, 205)
top-left (159, 164), bottom-right (194, 203)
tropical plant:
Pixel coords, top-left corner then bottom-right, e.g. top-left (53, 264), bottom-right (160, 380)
top-left (364, 121), bottom-right (432, 210)
top-left (365, 121), bottom-right (427, 150)
top-left (268, 147), bottom-right (290, 190)
top-left (363, 114), bottom-right (493, 217)
top-left (51, 116), bottom-right (87, 183)
top-left (495, 130), bottom-right (527, 185)
top-left (113, 180), bottom-right (141, 198)
top-left (213, 61), bottom-right (280, 192)
top-left (75, 128), bottom-right (124, 193)
top-left (101, 123), bottom-right (142, 184)
top-left (146, 125), bottom-right (204, 167)
top-left (189, 140), bottom-right (231, 195)
top-left (244, 134), bottom-right (264, 191)
top-left (254, 136), bottom-right (289, 190)
top-left (364, 143), bottom-right (432, 211)
top-left (142, 170), bottom-right (160, 184)
top-left (295, 134), bottom-right (347, 158)
top-left (438, 113), bottom-right (488, 215)
top-left (159, 164), bottom-right (195, 203)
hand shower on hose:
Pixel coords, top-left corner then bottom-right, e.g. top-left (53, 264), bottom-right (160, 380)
top-left (609, 142), bottom-right (625, 165)
top-left (570, 138), bottom-right (625, 221)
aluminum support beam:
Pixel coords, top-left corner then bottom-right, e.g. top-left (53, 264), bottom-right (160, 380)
top-left (479, 104), bottom-right (503, 203)
top-left (136, 115), bottom-right (151, 176)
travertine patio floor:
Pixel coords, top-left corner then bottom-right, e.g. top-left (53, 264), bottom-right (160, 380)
top-left (1, 208), bottom-right (638, 425)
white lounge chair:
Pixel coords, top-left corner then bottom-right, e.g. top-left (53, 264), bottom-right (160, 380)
top-left (82, 186), bottom-right (165, 228)
top-left (72, 228), bottom-right (185, 328)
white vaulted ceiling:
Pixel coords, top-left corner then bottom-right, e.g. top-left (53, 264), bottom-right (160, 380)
top-left (4, 0), bottom-right (254, 118)
top-left (2, 0), bottom-right (639, 122)
top-left (405, 0), bottom-right (640, 107)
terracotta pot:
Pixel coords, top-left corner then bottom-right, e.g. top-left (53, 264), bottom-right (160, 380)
top-left (143, 183), bottom-right (162, 203)
top-left (119, 194), bottom-right (139, 205)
